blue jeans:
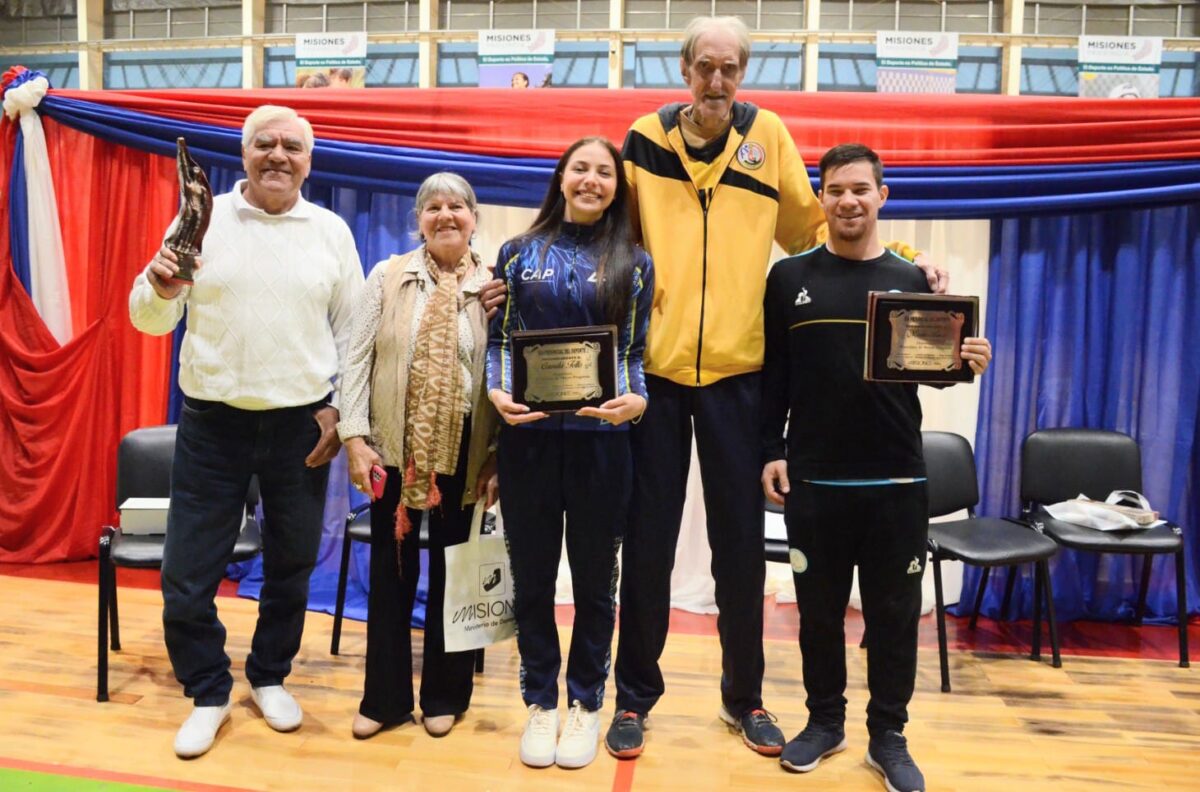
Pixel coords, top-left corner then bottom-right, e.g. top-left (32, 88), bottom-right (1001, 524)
top-left (161, 396), bottom-right (330, 706)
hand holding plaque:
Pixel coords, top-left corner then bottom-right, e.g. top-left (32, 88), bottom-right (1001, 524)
top-left (163, 137), bottom-right (213, 284)
top-left (865, 292), bottom-right (979, 384)
top-left (511, 325), bottom-right (618, 413)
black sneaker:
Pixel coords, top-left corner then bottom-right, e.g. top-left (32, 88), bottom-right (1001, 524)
top-left (718, 705), bottom-right (785, 756)
top-left (604, 709), bottom-right (647, 759)
top-left (866, 731), bottom-right (925, 792)
top-left (779, 723), bottom-right (847, 772)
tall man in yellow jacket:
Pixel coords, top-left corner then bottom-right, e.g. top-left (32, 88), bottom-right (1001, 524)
top-left (604, 15), bottom-right (947, 760)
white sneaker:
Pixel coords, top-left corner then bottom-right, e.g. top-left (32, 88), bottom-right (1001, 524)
top-left (174, 702), bottom-right (232, 758)
top-left (519, 704), bottom-right (559, 768)
top-left (250, 685), bottom-right (303, 732)
top-left (556, 700), bottom-right (601, 769)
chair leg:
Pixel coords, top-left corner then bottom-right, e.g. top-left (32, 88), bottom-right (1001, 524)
top-left (97, 533), bottom-right (111, 703)
top-left (331, 520), bottom-right (354, 656)
top-left (932, 557), bottom-right (951, 693)
top-left (1000, 566), bottom-right (1017, 622)
top-left (474, 648), bottom-right (484, 674)
top-left (108, 561), bottom-right (121, 651)
top-left (1134, 556), bottom-right (1152, 626)
top-left (1032, 563), bottom-right (1043, 661)
top-left (969, 566), bottom-right (991, 631)
top-left (1039, 559), bottom-right (1062, 668)
top-left (1175, 549), bottom-right (1190, 668)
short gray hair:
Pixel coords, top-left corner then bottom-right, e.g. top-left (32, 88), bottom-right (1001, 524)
top-left (680, 16), bottom-right (751, 68)
top-left (412, 172), bottom-right (479, 240)
top-left (241, 105), bottom-right (315, 153)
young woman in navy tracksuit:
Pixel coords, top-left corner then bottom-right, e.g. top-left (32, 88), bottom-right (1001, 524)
top-left (486, 137), bottom-right (653, 770)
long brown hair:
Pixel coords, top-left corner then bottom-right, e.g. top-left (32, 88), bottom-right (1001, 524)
top-left (517, 137), bottom-right (637, 327)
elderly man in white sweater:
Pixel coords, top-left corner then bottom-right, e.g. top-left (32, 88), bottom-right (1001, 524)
top-left (129, 104), bottom-right (364, 759)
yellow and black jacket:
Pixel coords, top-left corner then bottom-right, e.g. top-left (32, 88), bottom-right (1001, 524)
top-left (622, 101), bottom-right (828, 387)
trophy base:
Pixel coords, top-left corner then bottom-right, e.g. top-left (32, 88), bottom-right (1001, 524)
top-left (171, 250), bottom-right (198, 283)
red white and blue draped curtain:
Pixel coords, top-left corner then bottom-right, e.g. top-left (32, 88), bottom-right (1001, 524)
top-left (3, 67), bottom-right (1199, 624)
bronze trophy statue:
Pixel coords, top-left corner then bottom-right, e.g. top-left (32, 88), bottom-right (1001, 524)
top-left (164, 137), bottom-right (213, 283)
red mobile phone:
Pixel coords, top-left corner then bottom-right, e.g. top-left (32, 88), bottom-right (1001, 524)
top-left (370, 465), bottom-right (387, 500)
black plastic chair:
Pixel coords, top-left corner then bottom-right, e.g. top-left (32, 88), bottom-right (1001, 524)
top-left (331, 503), bottom-right (484, 673)
top-left (1021, 428), bottom-right (1189, 668)
top-left (924, 431), bottom-right (1063, 692)
top-left (97, 425), bottom-right (262, 702)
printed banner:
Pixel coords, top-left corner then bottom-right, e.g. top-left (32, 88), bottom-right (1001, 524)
top-left (295, 32), bottom-right (367, 89)
top-left (876, 31), bottom-right (958, 94)
top-left (1078, 36), bottom-right (1162, 98)
top-left (478, 29), bottom-right (554, 89)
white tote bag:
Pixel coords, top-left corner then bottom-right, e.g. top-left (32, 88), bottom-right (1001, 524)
top-left (442, 501), bottom-right (516, 652)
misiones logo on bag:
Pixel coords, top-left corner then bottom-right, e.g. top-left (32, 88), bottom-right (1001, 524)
top-left (450, 599), bottom-right (514, 625)
top-left (478, 563), bottom-right (506, 595)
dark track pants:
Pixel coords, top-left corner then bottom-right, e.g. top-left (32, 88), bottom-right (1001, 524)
top-left (614, 372), bottom-right (766, 717)
top-left (785, 481), bottom-right (928, 736)
top-left (359, 423), bottom-right (476, 724)
top-left (498, 425), bottom-right (629, 711)
top-left (162, 397), bottom-right (330, 706)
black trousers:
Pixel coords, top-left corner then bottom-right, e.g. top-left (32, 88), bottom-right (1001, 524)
top-left (360, 423), bottom-right (476, 723)
top-left (785, 481), bottom-right (928, 736)
top-left (614, 372), bottom-right (766, 716)
top-left (162, 397), bottom-right (330, 707)
top-left (498, 426), bottom-right (629, 711)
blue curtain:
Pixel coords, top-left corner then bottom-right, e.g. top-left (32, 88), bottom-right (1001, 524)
top-left (960, 203), bottom-right (1200, 623)
top-left (168, 166), bottom-right (434, 628)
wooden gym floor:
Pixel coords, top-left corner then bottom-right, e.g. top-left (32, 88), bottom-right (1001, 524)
top-left (0, 567), bottom-right (1198, 791)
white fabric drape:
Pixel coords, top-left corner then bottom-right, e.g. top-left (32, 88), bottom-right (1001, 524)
top-left (2, 76), bottom-right (72, 344)
top-left (474, 207), bottom-right (991, 612)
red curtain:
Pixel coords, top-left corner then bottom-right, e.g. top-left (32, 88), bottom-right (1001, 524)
top-left (0, 117), bottom-right (175, 562)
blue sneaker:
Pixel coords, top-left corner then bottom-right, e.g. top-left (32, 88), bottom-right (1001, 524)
top-left (718, 705), bottom-right (785, 756)
top-left (866, 730), bottom-right (925, 792)
top-left (779, 723), bottom-right (847, 772)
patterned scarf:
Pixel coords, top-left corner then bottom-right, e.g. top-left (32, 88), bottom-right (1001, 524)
top-left (395, 247), bottom-right (473, 541)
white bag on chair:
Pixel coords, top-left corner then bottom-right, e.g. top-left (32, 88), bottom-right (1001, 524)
top-left (443, 501), bottom-right (516, 652)
top-left (1044, 490), bottom-right (1162, 532)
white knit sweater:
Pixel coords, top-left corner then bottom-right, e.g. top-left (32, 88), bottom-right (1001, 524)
top-left (129, 182), bottom-right (364, 410)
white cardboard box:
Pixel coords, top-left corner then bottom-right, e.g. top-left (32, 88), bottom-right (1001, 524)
top-left (119, 497), bottom-right (170, 535)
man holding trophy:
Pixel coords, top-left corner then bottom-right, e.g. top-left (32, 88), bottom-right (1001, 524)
top-left (760, 144), bottom-right (991, 792)
top-left (128, 104), bottom-right (364, 758)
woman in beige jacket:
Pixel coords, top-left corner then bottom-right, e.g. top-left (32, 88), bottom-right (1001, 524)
top-left (337, 172), bottom-right (498, 740)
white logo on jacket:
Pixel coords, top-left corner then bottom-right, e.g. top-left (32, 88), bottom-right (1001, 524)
top-left (520, 268), bottom-right (554, 282)
top-left (795, 288), bottom-right (812, 306)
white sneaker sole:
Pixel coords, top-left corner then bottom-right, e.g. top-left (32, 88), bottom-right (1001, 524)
top-left (780, 737), bottom-right (848, 773)
top-left (717, 706), bottom-right (783, 756)
top-left (519, 745), bottom-right (556, 768)
top-left (865, 751), bottom-right (913, 792)
top-left (555, 747), bottom-right (598, 769)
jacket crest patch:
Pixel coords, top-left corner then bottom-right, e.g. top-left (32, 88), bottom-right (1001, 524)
top-left (736, 141), bottom-right (766, 170)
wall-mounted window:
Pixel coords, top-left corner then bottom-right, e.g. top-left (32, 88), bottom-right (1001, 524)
top-left (0, 12), bottom-right (77, 47)
top-left (1160, 51), bottom-right (1199, 97)
top-left (104, 2), bottom-right (241, 40)
top-left (1020, 46), bottom-right (1077, 96)
top-left (439, 0), bottom-right (608, 31)
top-left (0, 55), bottom-right (80, 89)
top-left (823, 1), bottom-right (999, 34)
top-left (104, 48), bottom-right (242, 88)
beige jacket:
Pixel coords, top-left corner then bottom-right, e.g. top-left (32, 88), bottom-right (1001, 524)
top-left (337, 249), bottom-right (497, 506)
